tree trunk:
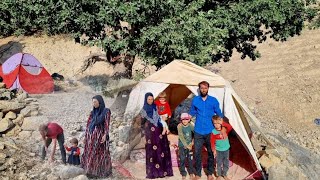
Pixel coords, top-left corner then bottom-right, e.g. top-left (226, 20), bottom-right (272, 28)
top-left (112, 55), bottom-right (134, 79)
top-left (79, 53), bottom-right (134, 79)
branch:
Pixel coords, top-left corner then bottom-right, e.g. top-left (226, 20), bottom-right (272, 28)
top-left (77, 53), bottom-right (109, 74)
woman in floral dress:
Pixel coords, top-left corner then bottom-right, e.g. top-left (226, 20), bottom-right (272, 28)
top-left (140, 92), bottom-right (174, 179)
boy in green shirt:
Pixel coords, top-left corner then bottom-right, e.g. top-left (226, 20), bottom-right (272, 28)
top-left (211, 115), bottom-right (233, 180)
top-left (177, 113), bottom-right (195, 180)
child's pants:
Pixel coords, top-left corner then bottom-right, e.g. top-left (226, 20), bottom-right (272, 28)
top-left (41, 133), bottom-right (66, 164)
top-left (216, 149), bottom-right (230, 176)
top-left (179, 147), bottom-right (194, 176)
top-left (160, 119), bottom-right (168, 129)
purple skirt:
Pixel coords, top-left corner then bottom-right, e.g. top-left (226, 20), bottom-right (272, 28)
top-left (144, 121), bottom-right (174, 179)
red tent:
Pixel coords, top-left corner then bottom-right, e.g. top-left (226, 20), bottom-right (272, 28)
top-left (0, 53), bottom-right (54, 94)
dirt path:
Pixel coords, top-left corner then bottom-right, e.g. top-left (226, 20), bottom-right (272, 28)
top-left (35, 85), bottom-right (96, 138)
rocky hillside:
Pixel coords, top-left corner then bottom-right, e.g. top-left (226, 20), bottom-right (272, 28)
top-left (210, 29), bottom-right (320, 153)
top-left (210, 29), bottom-right (320, 179)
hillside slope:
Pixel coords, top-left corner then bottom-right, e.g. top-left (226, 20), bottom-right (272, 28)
top-left (210, 29), bottom-right (320, 153)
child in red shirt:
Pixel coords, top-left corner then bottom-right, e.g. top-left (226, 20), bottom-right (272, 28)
top-left (64, 138), bottom-right (81, 165)
top-left (154, 91), bottom-right (172, 135)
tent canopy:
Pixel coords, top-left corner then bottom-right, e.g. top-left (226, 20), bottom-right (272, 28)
top-left (125, 60), bottom-right (267, 179)
top-left (0, 53), bottom-right (53, 94)
top-left (144, 60), bottom-right (226, 87)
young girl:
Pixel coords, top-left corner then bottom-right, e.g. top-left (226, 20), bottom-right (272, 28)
top-left (154, 91), bottom-right (172, 135)
top-left (64, 138), bottom-right (81, 165)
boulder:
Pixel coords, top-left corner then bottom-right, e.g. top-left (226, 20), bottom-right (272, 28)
top-left (0, 83), bottom-right (6, 88)
top-left (24, 98), bottom-right (38, 104)
top-left (104, 78), bottom-right (137, 98)
top-left (259, 154), bottom-right (281, 170)
top-left (130, 149), bottom-right (146, 163)
top-left (72, 175), bottom-right (89, 180)
top-left (0, 112), bottom-right (3, 119)
top-left (20, 107), bottom-right (32, 117)
top-left (0, 101), bottom-right (26, 113)
top-left (21, 116), bottom-right (49, 131)
top-left (4, 111), bottom-right (17, 120)
top-left (0, 142), bottom-right (5, 150)
top-left (0, 164), bottom-right (7, 171)
top-left (268, 163), bottom-right (307, 180)
top-left (118, 125), bottom-right (131, 142)
top-left (46, 174), bottom-right (60, 180)
top-left (12, 114), bottom-right (24, 126)
top-left (113, 144), bottom-right (130, 163)
top-left (30, 110), bottom-right (39, 116)
top-left (131, 133), bottom-right (144, 150)
top-left (1, 91), bottom-right (12, 100)
top-left (56, 165), bottom-right (85, 179)
top-left (0, 118), bottom-right (14, 133)
top-left (5, 125), bottom-right (21, 137)
top-left (0, 155), bottom-right (5, 165)
top-left (0, 152), bottom-right (7, 160)
top-left (268, 147), bottom-right (289, 160)
top-left (29, 101), bottom-right (40, 106)
top-left (16, 92), bottom-right (28, 102)
top-left (18, 173), bottom-right (28, 180)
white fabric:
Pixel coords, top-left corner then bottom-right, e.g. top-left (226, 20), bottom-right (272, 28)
top-left (10, 75), bottom-right (24, 91)
top-left (224, 87), bottom-right (262, 171)
top-left (124, 82), bottom-right (169, 121)
top-left (22, 65), bottom-right (42, 75)
top-left (143, 60), bottom-right (226, 87)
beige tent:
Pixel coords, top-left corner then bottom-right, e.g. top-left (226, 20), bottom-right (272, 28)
top-left (124, 60), bottom-right (270, 179)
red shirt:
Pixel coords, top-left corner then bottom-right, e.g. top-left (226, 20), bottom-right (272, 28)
top-left (46, 122), bottom-right (63, 139)
top-left (65, 147), bottom-right (81, 155)
top-left (210, 122), bottom-right (233, 151)
top-left (154, 100), bottom-right (172, 116)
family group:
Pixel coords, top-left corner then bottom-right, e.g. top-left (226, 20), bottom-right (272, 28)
top-left (39, 81), bottom-right (233, 180)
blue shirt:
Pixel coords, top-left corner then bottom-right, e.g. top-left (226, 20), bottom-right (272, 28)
top-left (189, 95), bottom-right (223, 135)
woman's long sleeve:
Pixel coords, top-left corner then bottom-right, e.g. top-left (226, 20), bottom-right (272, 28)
top-left (85, 113), bottom-right (92, 132)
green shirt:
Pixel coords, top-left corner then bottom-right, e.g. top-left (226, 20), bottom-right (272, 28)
top-left (178, 123), bottom-right (194, 148)
top-left (212, 129), bottom-right (230, 151)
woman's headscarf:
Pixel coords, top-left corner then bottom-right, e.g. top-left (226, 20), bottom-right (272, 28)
top-left (89, 95), bottom-right (108, 133)
top-left (141, 92), bottom-right (160, 127)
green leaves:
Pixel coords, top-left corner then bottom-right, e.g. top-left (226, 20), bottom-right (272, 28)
top-left (0, 0), bottom-right (310, 68)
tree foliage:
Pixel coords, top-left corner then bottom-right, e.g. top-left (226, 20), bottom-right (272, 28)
top-left (0, 0), bottom-right (314, 70)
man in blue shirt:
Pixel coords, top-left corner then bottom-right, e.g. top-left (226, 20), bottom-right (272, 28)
top-left (189, 81), bottom-right (223, 180)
